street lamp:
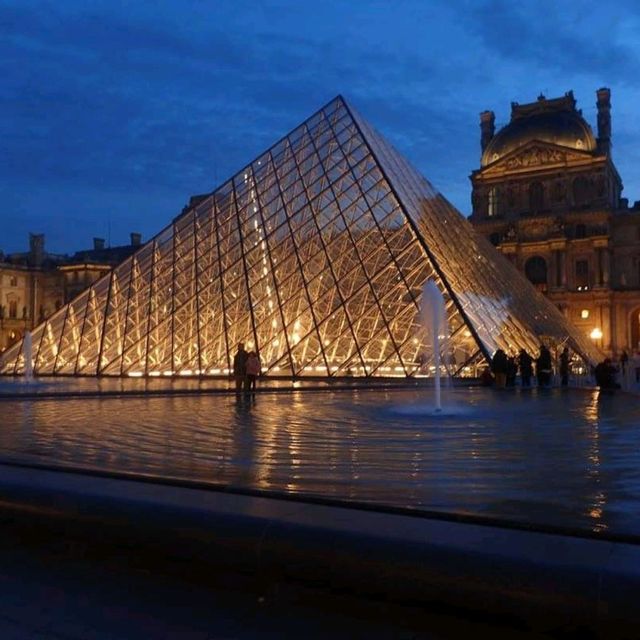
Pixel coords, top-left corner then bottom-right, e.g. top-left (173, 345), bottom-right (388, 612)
top-left (590, 328), bottom-right (603, 341)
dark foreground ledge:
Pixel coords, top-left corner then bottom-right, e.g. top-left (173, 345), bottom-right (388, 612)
top-left (0, 463), bottom-right (638, 638)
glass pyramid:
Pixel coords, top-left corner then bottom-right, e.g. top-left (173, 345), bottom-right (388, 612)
top-left (0, 96), bottom-right (600, 378)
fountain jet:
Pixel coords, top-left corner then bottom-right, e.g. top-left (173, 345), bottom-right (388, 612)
top-left (420, 280), bottom-right (448, 411)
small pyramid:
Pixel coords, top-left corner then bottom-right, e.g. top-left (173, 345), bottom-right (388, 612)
top-left (0, 96), bottom-right (599, 377)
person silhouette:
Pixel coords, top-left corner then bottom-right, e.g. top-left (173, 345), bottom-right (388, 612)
top-left (518, 348), bottom-right (533, 387)
top-left (232, 343), bottom-right (248, 392)
top-left (559, 347), bottom-right (570, 386)
top-left (245, 350), bottom-right (261, 392)
top-left (491, 349), bottom-right (508, 389)
top-left (536, 345), bottom-right (552, 387)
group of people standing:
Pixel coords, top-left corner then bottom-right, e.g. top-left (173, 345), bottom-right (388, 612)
top-left (487, 344), bottom-right (569, 389)
top-left (232, 343), bottom-right (261, 392)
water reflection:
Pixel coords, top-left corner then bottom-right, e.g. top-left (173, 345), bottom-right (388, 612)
top-left (0, 387), bottom-right (639, 536)
top-left (580, 391), bottom-right (606, 530)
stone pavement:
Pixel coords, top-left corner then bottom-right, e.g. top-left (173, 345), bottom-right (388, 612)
top-left (0, 525), bottom-right (545, 640)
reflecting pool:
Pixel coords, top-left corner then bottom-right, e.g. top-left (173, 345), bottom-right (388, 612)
top-left (0, 387), bottom-right (639, 537)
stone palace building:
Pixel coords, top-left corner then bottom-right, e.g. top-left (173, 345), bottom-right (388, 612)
top-left (470, 88), bottom-right (640, 356)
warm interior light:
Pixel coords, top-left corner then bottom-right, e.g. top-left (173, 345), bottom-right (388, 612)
top-left (581, 309), bottom-right (590, 319)
top-left (590, 328), bottom-right (603, 340)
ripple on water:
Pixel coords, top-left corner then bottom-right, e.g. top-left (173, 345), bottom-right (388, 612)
top-left (1, 387), bottom-right (640, 537)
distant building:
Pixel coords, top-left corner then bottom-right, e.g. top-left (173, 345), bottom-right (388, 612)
top-left (470, 88), bottom-right (640, 356)
top-left (0, 233), bottom-right (142, 352)
top-left (61, 233), bottom-right (142, 301)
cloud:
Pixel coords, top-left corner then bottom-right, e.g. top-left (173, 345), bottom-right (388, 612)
top-left (2, 0), bottom-right (640, 253)
top-left (465, 1), bottom-right (640, 82)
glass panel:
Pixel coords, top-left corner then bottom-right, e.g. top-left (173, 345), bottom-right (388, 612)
top-left (0, 96), bottom-right (599, 379)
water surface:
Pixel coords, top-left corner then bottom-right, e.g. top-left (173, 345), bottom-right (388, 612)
top-left (1, 387), bottom-right (639, 537)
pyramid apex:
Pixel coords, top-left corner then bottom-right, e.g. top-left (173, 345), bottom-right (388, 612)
top-left (326, 94), bottom-right (349, 110)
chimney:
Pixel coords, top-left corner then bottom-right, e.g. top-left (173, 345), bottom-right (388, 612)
top-left (93, 237), bottom-right (105, 250)
top-left (596, 87), bottom-right (611, 155)
top-left (480, 110), bottom-right (495, 154)
top-left (29, 233), bottom-right (44, 267)
top-left (130, 232), bottom-right (141, 247)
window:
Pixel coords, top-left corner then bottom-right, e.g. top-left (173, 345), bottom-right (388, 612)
top-left (529, 182), bottom-right (544, 212)
top-left (8, 300), bottom-right (17, 319)
top-left (489, 232), bottom-right (501, 246)
top-left (525, 256), bottom-right (547, 290)
top-left (551, 182), bottom-right (565, 202)
top-left (488, 188), bottom-right (498, 217)
top-left (575, 224), bottom-right (586, 239)
top-left (581, 309), bottom-right (590, 319)
top-left (572, 176), bottom-right (590, 207)
top-left (9, 276), bottom-right (17, 287)
top-left (576, 259), bottom-right (589, 290)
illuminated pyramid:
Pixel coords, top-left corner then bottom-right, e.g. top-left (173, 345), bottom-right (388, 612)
top-left (0, 96), bottom-right (599, 377)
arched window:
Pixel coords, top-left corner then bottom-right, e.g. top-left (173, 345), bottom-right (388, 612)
top-left (529, 182), bottom-right (544, 212)
top-left (575, 259), bottom-right (590, 289)
top-left (551, 182), bottom-right (565, 203)
top-left (8, 300), bottom-right (17, 319)
top-left (525, 256), bottom-right (548, 290)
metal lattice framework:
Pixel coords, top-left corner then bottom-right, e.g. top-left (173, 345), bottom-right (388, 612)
top-left (0, 96), bottom-right (600, 377)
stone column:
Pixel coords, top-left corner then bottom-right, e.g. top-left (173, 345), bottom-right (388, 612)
top-left (549, 242), bottom-right (567, 289)
top-left (554, 250), bottom-right (561, 287)
top-left (559, 251), bottom-right (566, 287)
top-left (602, 303), bottom-right (612, 353)
top-left (602, 249), bottom-right (611, 286)
top-left (593, 239), bottom-right (610, 288)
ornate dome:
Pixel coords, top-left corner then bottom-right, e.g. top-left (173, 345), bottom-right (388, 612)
top-left (481, 93), bottom-right (597, 167)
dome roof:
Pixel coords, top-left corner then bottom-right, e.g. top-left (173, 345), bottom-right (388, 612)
top-left (481, 98), bottom-right (597, 167)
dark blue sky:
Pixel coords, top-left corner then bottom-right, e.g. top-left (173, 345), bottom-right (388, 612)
top-left (2, 0), bottom-right (640, 254)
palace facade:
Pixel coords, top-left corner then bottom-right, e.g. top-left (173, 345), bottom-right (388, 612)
top-left (469, 88), bottom-right (640, 356)
top-left (0, 233), bottom-right (141, 352)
